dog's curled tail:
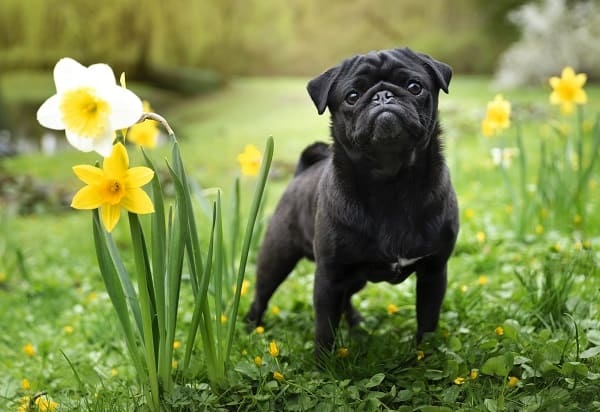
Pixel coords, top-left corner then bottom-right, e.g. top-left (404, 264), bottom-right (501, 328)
top-left (294, 142), bottom-right (331, 176)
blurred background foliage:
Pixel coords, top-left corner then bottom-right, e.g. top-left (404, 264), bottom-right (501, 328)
top-left (0, 0), bottom-right (529, 78)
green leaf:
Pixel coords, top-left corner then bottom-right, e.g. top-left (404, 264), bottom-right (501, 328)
top-left (481, 352), bottom-right (514, 377)
top-left (363, 373), bottom-right (385, 388)
top-left (580, 346), bottom-right (600, 359)
top-left (562, 362), bottom-right (588, 378)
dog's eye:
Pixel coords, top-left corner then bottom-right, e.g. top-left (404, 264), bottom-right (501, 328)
top-left (406, 81), bottom-right (422, 95)
top-left (345, 90), bottom-right (360, 105)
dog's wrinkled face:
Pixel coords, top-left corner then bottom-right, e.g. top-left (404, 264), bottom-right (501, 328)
top-left (307, 48), bottom-right (452, 174)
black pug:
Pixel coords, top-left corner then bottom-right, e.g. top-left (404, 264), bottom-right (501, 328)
top-left (247, 48), bottom-right (459, 354)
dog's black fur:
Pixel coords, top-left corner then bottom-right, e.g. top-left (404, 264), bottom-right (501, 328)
top-left (247, 48), bottom-right (459, 353)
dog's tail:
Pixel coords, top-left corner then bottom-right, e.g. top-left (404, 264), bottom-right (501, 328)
top-left (294, 141), bottom-right (331, 176)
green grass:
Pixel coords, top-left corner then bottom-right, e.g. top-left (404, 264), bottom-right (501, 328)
top-left (1, 75), bottom-right (599, 411)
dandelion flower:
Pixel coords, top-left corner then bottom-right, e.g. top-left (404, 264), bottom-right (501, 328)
top-left (271, 306), bottom-right (280, 316)
top-left (481, 94), bottom-right (511, 137)
top-left (21, 379), bottom-right (31, 390)
top-left (173, 340), bottom-right (181, 350)
top-left (549, 67), bottom-right (588, 115)
top-left (273, 371), bottom-right (284, 382)
top-left (255, 326), bottom-right (265, 335)
top-left (268, 340), bottom-right (279, 357)
top-left (386, 303), bottom-right (398, 315)
top-left (63, 325), bottom-right (74, 334)
top-left (477, 275), bottom-right (488, 286)
top-left (36, 58), bottom-right (143, 157)
top-left (23, 343), bottom-right (35, 357)
top-left (464, 208), bottom-right (475, 220)
top-left (220, 314), bottom-right (228, 324)
top-left (507, 376), bottom-right (519, 387)
top-left (254, 356), bottom-right (262, 367)
top-left (495, 326), bottom-right (504, 336)
top-left (71, 142), bottom-right (154, 232)
top-left (336, 347), bottom-right (350, 358)
top-left (476, 231), bottom-right (486, 243)
top-left (237, 144), bottom-right (262, 176)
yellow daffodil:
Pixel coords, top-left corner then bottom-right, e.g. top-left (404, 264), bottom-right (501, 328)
top-left (127, 101), bottom-right (160, 148)
top-left (481, 94), bottom-right (511, 137)
top-left (268, 340), bottom-right (279, 357)
top-left (549, 67), bottom-right (588, 115)
top-left (71, 142), bottom-right (154, 232)
top-left (37, 58), bottom-right (143, 157)
top-left (273, 371), bottom-right (284, 382)
top-left (237, 144), bottom-right (262, 176)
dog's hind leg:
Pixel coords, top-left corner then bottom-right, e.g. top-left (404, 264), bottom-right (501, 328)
top-left (246, 228), bottom-right (303, 329)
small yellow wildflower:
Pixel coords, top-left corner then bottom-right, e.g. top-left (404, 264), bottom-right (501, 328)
top-left (268, 340), bottom-right (279, 357)
top-left (64, 325), bottom-right (74, 334)
top-left (507, 376), bottom-right (519, 387)
top-left (271, 306), bottom-right (280, 316)
top-left (583, 240), bottom-right (591, 249)
top-left (469, 369), bottom-right (479, 380)
top-left (71, 142), bottom-right (155, 232)
top-left (254, 356), bottom-right (262, 367)
top-left (34, 395), bottom-right (60, 412)
top-left (464, 208), bottom-right (475, 220)
top-left (573, 214), bottom-right (582, 225)
top-left (574, 240), bottom-right (583, 250)
top-left (237, 144), bottom-right (262, 177)
top-left (535, 224), bottom-right (544, 235)
top-left (417, 351), bottom-right (425, 361)
top-left (453, 377), bottom-right (465, 385)
top-left (273, 371), bottom-right (284, 382)
top-left (220, 314), bottom-right (228, 324)
top-left (476, 231), bottom-right (486, 243)
top-left (21, 379), bottom-right (31, 390)
top-left (173, 340), bottom-right (181, 350)
top-left (460, 284), bottom-right (468, 293)
top-left (23, 343), bottom-right (36, 357)
top-left (387, 303), bottom-right (398, 315)
top-left (336, 347), bottom-right (350, 358)
top-left (495, 326), bottom-right (504, 336)
top-left (233, 280), bottom-right (250, 297)
top-left (255, 326), bottom-right (265, 335)
top-left (549, 67), bottom-right (588, 115)
top-left (172, 360), bottom-right (178, 369)
top-left (481, 94), bottom-right (511, 137)
top-left (111, 368), bottom-right (118, 377)
top-left (477, 275), bottom-right (488, 286)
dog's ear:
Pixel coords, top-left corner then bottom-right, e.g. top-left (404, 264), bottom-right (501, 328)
top-left (307, 66), bottom-right (339, 115)
top-left (417, 53), bottom-right (452, 94)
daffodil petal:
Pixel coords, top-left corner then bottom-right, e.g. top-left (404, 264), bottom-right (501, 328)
top-left (104, 87), bottom-right (144, 130)
top-left (562, 67), bottom-right (575, 79)
top-left (550, 91), bottom-right (561, 105)
top-left (121, 188), bottom-right (154, 214)
top-left (36, 95), bottom-right (65, 130)
top-left (103, 142), bottom-right (129, 177)
top-left (574, 73), bottom-right (587, 88)
top-left (574, 89), bottom-right (588, 104)
top-left (549, 77), bottom-right (560, 88)
top-left (87, 63), bottom-right (117, 89)
top-left (64, 127), bottom-right (115, 156)
top-left (53, 58), bottom-right (88, 93)
top-left (101, 204), bottom-right (121, 232)
top-left (72, 165), bottom-right (105, 185)
top-left (126, 167), bottom-right (154, 187)
top-left (71, 185), bottom-right (104, 210)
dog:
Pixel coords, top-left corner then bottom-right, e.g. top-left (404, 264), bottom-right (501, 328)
top-left (246, 48), bottom-right (459, 354)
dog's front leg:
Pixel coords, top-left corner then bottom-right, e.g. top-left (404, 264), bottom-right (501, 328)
top-left (415, 261), bottom-right (447, 342)
top-left (313, 264), bottom-right (347, 355)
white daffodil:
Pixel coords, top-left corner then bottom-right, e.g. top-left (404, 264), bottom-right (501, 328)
top-left (37, 57), bottom-right (143, 157)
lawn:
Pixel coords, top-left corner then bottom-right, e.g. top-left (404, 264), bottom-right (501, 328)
top-left (0, 73), bottom-right (599, 411)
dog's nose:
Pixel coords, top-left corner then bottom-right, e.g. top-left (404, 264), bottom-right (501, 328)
top-left (371, 90), bottom-right (395, 105)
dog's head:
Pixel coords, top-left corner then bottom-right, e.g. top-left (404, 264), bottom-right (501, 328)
top-left (307, 48), bottom-right (451, 174)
